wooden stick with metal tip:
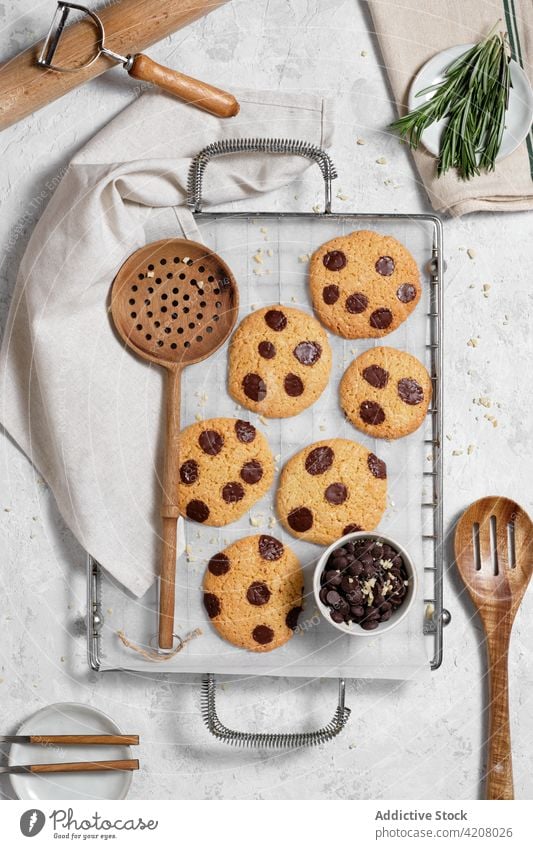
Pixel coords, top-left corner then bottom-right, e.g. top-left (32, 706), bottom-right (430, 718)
top-left (0, 0), bottom-right (233, 131)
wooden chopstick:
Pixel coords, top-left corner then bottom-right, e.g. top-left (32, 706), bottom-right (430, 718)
top-left (29, 759), bottom-right (139, 774)
top-left (29, 735), bottom-right (139, 746)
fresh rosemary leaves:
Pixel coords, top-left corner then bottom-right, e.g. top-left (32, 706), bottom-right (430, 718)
top-left (390, 28), bottom-right (512, 180)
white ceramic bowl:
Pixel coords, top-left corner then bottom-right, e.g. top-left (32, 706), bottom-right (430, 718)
top-left (313, 531), bottom-right (418, 636)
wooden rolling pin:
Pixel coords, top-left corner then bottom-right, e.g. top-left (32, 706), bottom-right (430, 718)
top-left (0, 0), bottom-right (232, 131)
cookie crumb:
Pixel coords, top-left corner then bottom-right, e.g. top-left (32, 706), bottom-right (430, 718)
top-left (467, 248), bottom-right (476, 259)
top-left (482, 283), bottom-right (491, 298)
top-left (484, 413), bottom-right (499, 428)
top-left (356, 137), bottom-right (366, 145)
top-left (467, 444), bottom-right (475, 455)
top-left (452, 449), bottom-right (463, 456)
top-left (298, 253), bottom-right (310, 263)
top-left (336, 190), bottom-right (349, 201)
top-left (476, 396), bottom-right (492, 408)
top-left (249, 514), bottom-right (263, 527)
top-left (253, 250), bottom-right (263, 264)
top-left (312, 203), bottom-right (321, 213)
top-left (467, 337), bottom-right (479, 348)
top-left (376, 156), bottom-right (388, 165)
top-left (360, 49), bottom-right (368, 57)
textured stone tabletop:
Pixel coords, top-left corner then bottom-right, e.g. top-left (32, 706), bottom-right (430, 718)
top-left (1, 0), bottom-right (532, 800)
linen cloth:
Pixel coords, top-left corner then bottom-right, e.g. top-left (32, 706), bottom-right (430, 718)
top-left (368, 0), bottom-right (533, 215)
top-left (0, 89), bottom-right (333, 596)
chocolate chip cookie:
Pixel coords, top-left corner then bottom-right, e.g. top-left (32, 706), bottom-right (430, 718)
top-left (178, 418), bottom-right (274, 526)
top-left (203, 534), bottom-right (304, 652)
top-left (340, 346), bottom-right (432, 439)
top-left (228, 305), bottom-right (332, 417)
top-left (276, 438), bottom-right (387, 545)
top-left (309, 230), bottom-right (421, 338)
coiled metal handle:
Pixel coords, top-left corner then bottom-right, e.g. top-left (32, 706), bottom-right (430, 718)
top-left (187, 137), bottom-right (337, 214)
top-left (201, 673), bottom-right (351, 748)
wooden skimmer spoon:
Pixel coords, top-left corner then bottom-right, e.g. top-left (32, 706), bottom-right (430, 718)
top-left (111, 238), bottom-right (238, 649)
top-left (454, 496), bottom-right (533, 799)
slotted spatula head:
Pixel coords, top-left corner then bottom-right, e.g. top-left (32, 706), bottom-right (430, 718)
top-left (454, 496), bottom-right (533, 617)
top-left (111, 238), bottom-right (239, 369)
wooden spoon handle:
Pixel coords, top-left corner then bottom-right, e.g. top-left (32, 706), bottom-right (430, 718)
top-left (159, 367), bottom-right (182, 649)
top-left (128, 55), bottom-right (239, 118)
top-left (30, 759), bottom-right (139, 774)
top-left (30, 735), bottom-right (138, 746)
top-left (486, 628), bottom-right (514, 799)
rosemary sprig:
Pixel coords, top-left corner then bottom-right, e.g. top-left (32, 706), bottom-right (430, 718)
top-left (390, 25), bottom-right (512, 180)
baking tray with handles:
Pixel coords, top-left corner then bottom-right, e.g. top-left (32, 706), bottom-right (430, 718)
top-left (86, 139), bottom-right (450, 747)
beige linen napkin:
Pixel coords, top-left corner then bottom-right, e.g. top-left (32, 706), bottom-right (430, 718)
top-left (0, 89), bottom-right (333, 597)
top-left (368, 0), bottom-right (533, 215)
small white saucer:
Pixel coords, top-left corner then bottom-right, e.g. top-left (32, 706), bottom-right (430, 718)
top-left (8, 702), bottom-right (134, 800)
top-left (408, 44), bottom-right (533, 162)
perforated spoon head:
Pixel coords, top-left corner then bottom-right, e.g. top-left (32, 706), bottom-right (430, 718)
top-left (454, 496), bottom-right (533, 618)
top-left (111, 238), bottom-right (239, 370)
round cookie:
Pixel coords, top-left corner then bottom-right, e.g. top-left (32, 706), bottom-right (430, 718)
top-left (340, 346), bottom-right (432, 439)
top-left (276, 438), bottom-right (387, 545)
top-left (203, 534), bottom-right (304, 652)
top-left (178, 418), bottom-right (274, 526)
top-left (309, 229), bottom-right (421, 338)
top-left (228, 305), bottom-right (332, 417)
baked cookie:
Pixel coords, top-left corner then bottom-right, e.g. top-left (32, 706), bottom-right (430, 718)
top-left (276, 438), bottom-right (387, 545)
top-left (178, 418), bottom-right (274, 526)
top-left (203, 534), bottom-right (304, 652)
top-left (228, 305), bottom-right (332, 417)
top-left (340, 346), bottom-right (432, 439)
top-left (309, 229), bottom-right (421, 338)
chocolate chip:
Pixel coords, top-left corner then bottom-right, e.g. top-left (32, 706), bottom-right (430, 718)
top-left (398, 377), bottom-right (424, 405)
top-left (325, 482), bottom-right (348, 505)
top-left (240, 460), bottom-right (263, 484)
top-left (186, 499), bottom-right (210, 522)
top-left (235, 420), bottom-right (256, 443)
top-left (293, 341), bottom-right (322, 366)
top-left (322, 284), bottom-right (340, 304)
top-left (252, 624), bottom-right (274, 645)
top-left (326, 590), bottom-right (341, 607)
top-left (305, 445), bottom-right (334, 475)
top-left (369, 308), bottom-right (393, 329)
top-left (264, 309), bottom-right (287, 331)
top-left (284, 373), bottom-right (304, 397)
top-left (286, 606), bottom-right (302, 630)
top-left (367, 453), bottom-right (387, 479)
top-left (203, 592), bottom-right (220, 618)
top-left (246, 581), bottom-right (271, 606)
top-left (287, 506), bottom-right (313, 532)
top-left (330, 609), bottom-right (345, 623)
top-left (396, 283), bottom-right (416, 303)
top-left (362, 364), bottom-right (389, 389)
top-left (375, 255), bottom-right (395, 276)
top-left (208, 552), bottom-right (230, 576)
top-left (222, 481), bottom-right (245, 503)
top-left (323, 250), bottom-right (346, 271)
top-left (258, 340), bottom-right (276, 359)
top-left (360, 400), bottom-right (386, 425)
top-left (243, 373), bottom-right (267, 402)
top-left (179, 459), bottom-right (199, 484)
top-left (258, 535), bottom-right (284, 561)
top-left (343, 523), bottom-right (362, 535)
top-left (324, 570), bottom-right (342, 586)
top-left (198, 429), bottom-right (224, 456)
top-left (361, 619), bottom-right (380, 630)
top-left (319, 587), bottom-right (329, 604)
top-left (346, 292), bottom-right (368, 314)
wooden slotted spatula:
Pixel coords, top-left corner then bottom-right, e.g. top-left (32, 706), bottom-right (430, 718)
top-left (454, 496), bottom-right (533, 799)
top-left (111, 238), bottom-right (238, 649)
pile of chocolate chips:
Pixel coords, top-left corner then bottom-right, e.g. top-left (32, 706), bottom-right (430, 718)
top-left (319, 538), bottom-right (410, 630)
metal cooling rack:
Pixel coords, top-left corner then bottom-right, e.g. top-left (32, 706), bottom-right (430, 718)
top-left (87, 138), bottom-right (450, 748)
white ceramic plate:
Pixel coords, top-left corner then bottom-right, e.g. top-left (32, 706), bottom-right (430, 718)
top-left (408, 44), bottom-right (533, 161)
top-left (9, 702), bottom-right (133, 800)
